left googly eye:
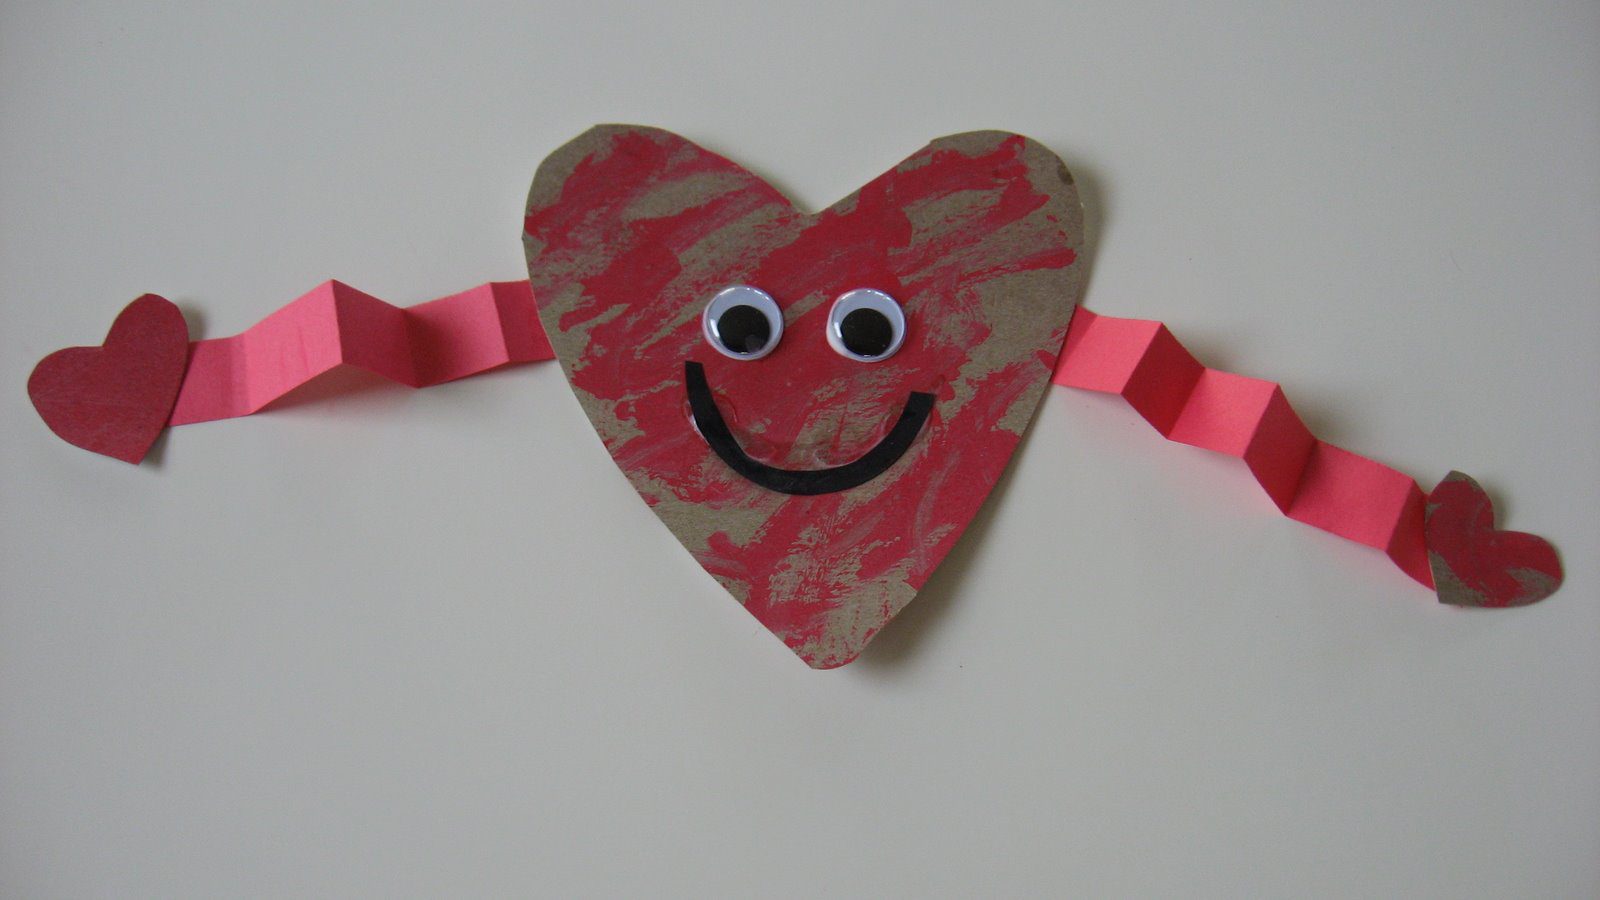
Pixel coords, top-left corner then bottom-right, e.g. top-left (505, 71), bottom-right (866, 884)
top-left (702, 284), bottom-right (783, 360)
top-left (826, 288), bottom-right (906, 362)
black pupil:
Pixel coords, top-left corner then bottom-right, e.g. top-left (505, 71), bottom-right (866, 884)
top-left (716, 304), bottom-right (771, 355)
top-left (839, 308), bottom-right (894, 358)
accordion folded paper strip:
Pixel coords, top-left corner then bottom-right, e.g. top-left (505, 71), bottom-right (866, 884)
top-left (27, 125), bottom-right (1566, 667)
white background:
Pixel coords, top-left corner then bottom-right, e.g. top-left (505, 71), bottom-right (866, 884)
top-left (2, 1), bottom-right (1596, 896)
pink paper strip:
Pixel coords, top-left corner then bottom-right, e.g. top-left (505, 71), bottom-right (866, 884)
top-left (169, 281), bottom-right (553, 425)
top-left (1053, 308), bottom-right (1433, 588)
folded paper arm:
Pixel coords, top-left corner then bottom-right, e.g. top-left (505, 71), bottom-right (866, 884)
top-left (1051, 307), bottom-right (1565, 607)
top-left (169, 280), bottom-right (554, 425)
top-left (1052, 307), bottom-right (1433, 587)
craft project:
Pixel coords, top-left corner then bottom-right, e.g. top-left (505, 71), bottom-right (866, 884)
top-left (27, 125), bottom-right (1566, 668)
top-left (524, 127), bottom-right (1082, 666)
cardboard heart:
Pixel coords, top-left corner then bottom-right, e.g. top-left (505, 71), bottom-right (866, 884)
top-left (1426, 471), bottom-right (1563, 608)
top-left (523, 126), bottom-right (1086, 667)
top-left (28, 294), bottom-right (189, 464)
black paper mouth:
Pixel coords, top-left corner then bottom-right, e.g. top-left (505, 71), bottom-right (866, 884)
top-left (685, 361), bottom-right (935, 495)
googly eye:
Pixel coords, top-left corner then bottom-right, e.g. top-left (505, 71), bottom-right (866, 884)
top-left (826, 288), bottom-right (906, 362)
top-left (702, 285), bottom-right (783, 360)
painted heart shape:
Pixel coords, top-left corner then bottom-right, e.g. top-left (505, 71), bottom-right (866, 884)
top-left (1426, 470), bottom-right (1563, 608)
top-left (28, 294), bottom-right (189, 464)
top-left (523, 126), bottom-right (1086, 667)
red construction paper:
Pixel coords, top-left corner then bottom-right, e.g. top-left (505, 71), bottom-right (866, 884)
top-left (28, 294), bottom-right (189, 464)
top-left (524, 126), bottom-right (1088, 668)
top-left (1053, 307), bottom-right (1433, 587)
top-left (169, 280), bottom-right (551, 425)
top-left (1426, 471), bottom-right (1563, 607)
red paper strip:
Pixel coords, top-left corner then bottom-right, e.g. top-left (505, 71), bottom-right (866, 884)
top-left (1053, 308), bottom-right (1433, 588)
top-left (169, 280), bottom-right (552, 426)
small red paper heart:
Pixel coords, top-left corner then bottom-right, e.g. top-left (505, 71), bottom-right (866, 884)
top-left (28, 294), bottom-right (189, 464)
top-left (1426, 471), bottom-right (1563, 608)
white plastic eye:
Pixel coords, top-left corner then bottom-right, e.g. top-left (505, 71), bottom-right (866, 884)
top-left (702, 285), bottom-right (783, 360)
top-left (826, 288), bottom-right (906, 362)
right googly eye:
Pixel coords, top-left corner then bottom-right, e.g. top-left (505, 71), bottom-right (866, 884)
top-left (826, 288), bottom-right (906, 362)
top-left (702, 285), bottom-right (783, 360)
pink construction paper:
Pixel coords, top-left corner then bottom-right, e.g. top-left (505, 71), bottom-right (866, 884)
top-left (1053, 307), bottom-right (1433, 588)
top-left (169, 280), bottom-right (552, 426)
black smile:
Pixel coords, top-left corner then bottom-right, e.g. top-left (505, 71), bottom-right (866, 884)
top-left (685, 361), bottom-right (935, 495)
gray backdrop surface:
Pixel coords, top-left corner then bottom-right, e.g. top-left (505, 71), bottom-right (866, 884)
top-left (2, 2), bottom-right (1596, 896)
